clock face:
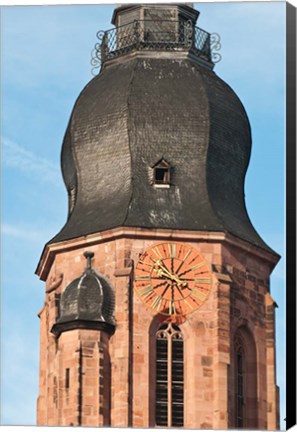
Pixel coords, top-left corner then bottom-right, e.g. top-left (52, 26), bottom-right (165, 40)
top-left (134, 242), bottom-right (212, 317)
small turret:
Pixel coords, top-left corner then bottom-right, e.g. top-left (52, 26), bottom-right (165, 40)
top-left (52, 251), bottom-right (115, 336)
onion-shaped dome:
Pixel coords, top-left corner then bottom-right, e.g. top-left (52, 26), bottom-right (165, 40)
top-left (52, 252), bottom-right (115, 336)
top-left (48, 4), bottom-right (276, 255)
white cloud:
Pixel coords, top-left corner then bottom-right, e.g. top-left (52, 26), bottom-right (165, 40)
top-left (2, 138), bottom-right (61, 186)
top-left (1, 223), bottom-right (54, 244)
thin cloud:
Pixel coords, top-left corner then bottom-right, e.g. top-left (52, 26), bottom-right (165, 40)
top-left (2, 6), bottom-right (112, 89)
top-left (2, 138), bottom-right (61, 186)
top-left (1, 223), bottom-right (54, 243)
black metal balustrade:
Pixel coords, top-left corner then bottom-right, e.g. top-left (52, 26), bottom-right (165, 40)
top-left (91, 19), bottom-right (221, 75)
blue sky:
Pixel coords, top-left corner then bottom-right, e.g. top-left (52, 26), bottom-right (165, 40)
top-left (1, 1), bottom-right (287, 428)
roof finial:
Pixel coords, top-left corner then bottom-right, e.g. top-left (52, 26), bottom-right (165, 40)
top-left (83, 251), bottom-right (94, 270)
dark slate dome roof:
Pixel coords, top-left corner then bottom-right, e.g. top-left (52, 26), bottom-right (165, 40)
top-left (52, 253), bottom-right (115, 335)
top-left (49, 55), bottom-right (273, 254)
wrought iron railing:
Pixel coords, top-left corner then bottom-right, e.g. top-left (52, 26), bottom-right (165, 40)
top-left (91, 19), bottom-right (221, 75)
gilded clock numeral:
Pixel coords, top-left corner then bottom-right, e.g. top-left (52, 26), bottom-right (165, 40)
top-left (183, 249), bottom-right (192, 262)
top-left (176, 249), bottom-right (192, 273)
top-left (153, 246), bottom-right (163, 259)
top-left (191, 289), bottom-right (207, 301)
top-left (151, 295), bottom-right (163, 310)
top-left (144, 292), bottom-right (155, 302)
top-left (138, 284), bottom-right (153, 295)
top-left (194, 277), bottom-right (211, 284)
top-left (138, 260), bottom-right (154, 268)
top-left (191, 261), bottom-right (206, 272)
top-left (135, 275), bottom-right (151, 281)
top-left (184, 299), bottom-right (194, 310)
top-left (168, 243), bottom-right (176, 258)
top-left (169, 300), bottom-right (177, 315)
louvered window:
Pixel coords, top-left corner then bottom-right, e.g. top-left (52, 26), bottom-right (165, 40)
top-left (236, 346), bottom-right (244, 428)
top-left (155, 323), bottom-right (184, 427)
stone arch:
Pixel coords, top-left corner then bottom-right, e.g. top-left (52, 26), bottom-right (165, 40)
top-left (233, 325), bottom-right (258, 429)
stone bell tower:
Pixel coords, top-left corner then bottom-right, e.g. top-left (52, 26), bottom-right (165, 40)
top-left (36, 3), bottom-right (280, 429)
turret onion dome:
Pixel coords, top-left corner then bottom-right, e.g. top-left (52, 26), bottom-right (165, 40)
top-left (52, 252), bottom-right (115, 336)
top-left (48, 3), bottom-right (276, 255)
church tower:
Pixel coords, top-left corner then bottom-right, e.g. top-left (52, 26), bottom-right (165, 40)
top-left (36, 4), bottom-right (280, 429)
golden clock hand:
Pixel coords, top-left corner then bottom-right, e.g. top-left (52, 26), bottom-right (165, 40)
top-left (160, 269), bottom-right (187, 286)
top-left (170, 274), bottom-right (187, 286)
top-left (149, 257), bottom-right (168, 272)
top-left (152, 260), bottom-right (188, 287)
top-left (153, 267), bottom-right (174, 280)
top-left (157, 269), bottom-right (187, 287)
top-left (152, 260), bottom-right (174, 279)
top-left (149, 255), bottom-right (187, 286)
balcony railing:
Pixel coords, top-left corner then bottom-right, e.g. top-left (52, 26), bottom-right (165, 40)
top-left (91, 20), bottom-right (221, 75)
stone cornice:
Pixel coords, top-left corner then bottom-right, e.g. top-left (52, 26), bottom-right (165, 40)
top-left (51, 319), bottom-right (115, 338)
top-left (36, 226), bottom-right (280, 281)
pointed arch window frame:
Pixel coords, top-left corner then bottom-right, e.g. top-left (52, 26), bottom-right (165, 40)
top-left (233, 327), bottom-right (258, 429)
top-left (155, 322), bottom-right (184, 427)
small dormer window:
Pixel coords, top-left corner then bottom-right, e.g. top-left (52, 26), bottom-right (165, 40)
top-left (152, 159), bottom-right (171, 188)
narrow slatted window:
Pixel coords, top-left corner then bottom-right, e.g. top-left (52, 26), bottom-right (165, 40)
top-left (155, 323), bottom-right (184, 427)
top-left (172, 333), bottom-right (184, 427)
top-left (156, 333), bottom-right (168, 426)
top-left (65, 368), bottom-right (70, 389)
top-left (236, 346), bottom-right (244, 428)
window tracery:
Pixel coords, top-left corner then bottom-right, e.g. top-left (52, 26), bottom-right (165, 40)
top-left (155, 322), bottom-right (184, 427)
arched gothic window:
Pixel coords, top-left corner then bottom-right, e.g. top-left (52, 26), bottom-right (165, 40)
top-left (155, 322), bottom-right (184, 427)
top-left (234, 329), bottom-right (257, 429)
